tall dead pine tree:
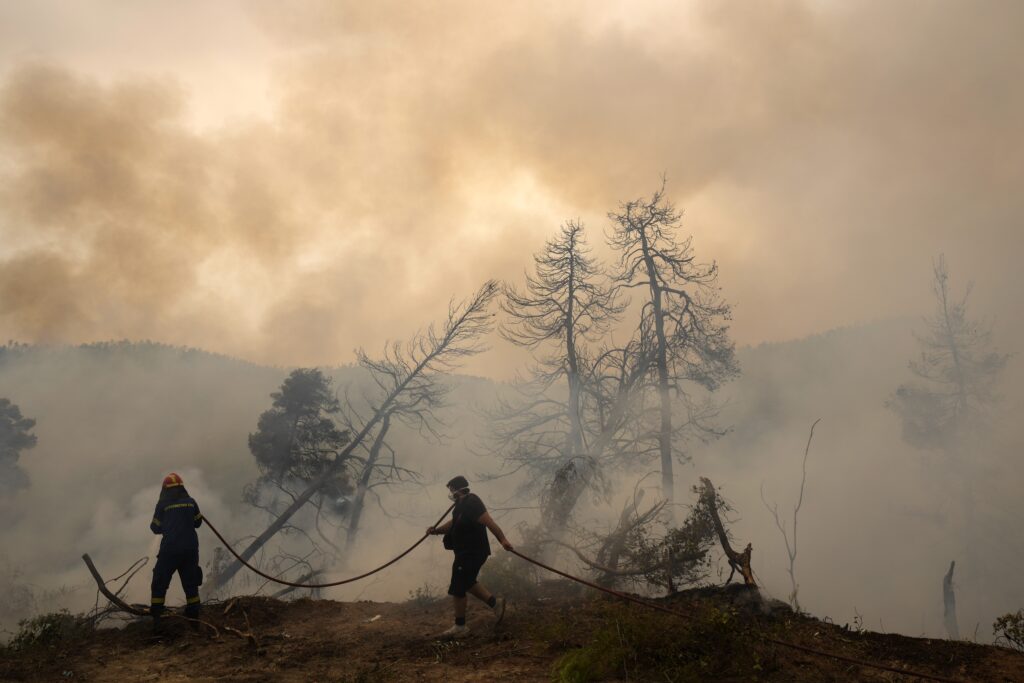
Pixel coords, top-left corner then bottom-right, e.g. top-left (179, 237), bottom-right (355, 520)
top-left (495, 221), bottom-right (623, 534)
top-left (889, 256), bottom-right (1008, 453)
top-left (608, 184), bottom-right (738, 504)
top-left (888, 256), bottom-right (1009, 568)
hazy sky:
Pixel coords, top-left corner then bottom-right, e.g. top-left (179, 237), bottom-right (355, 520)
top-left (1, 0), bottom-right (1021, 374)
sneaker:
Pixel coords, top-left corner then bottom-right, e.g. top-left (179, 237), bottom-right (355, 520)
top-left (492, 596), bottom-right (506, 625)
top-left (438, 623), bottom-right (470, 640)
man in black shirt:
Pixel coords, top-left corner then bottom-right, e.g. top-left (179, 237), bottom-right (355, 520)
top-left (427, 475), bottom-right (513, 639)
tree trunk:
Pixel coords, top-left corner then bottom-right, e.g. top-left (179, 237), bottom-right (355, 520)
top-left (596, 491), bottom-right (646, 586)
top-left (208, 281), bottom-right (496, 593)
top-left (345, 414), bottom-right (392, 553)
top-left (604, 491), bottom-right (644, 572)
top-left (538, 459), bottom-right (589, 561)
top-left (271, 570), bottom-right (322, 599)
top-left (639, 230), bottom-right (675, 506)
top-left (564, 231), bottom-right (584, 459)
top-left (211, 378), bottom-right (411, 591)
top-left (544, 348), bottom-right (653, 534)
top-left (943, 560), bottom-right (960, 639)
top-left (700, 477), bottom-right (756, 587)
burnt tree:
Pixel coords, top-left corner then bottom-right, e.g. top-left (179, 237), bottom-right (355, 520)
top-left (243, 368), bottom-right (352, 576)
top-left (608, 183), bottom-right (738, 504)
top-left (492, 221), bottom-right (624, 535)
top-left (209, 281), bottom-right (498, 591)
top-left (701, 477), bottom-right (756, 587)
top-left (342, 318), bottom-right (464, 551)
top-left (943, 560), bottom-right (960, 639)
top-left (888, 255), bottom-right (1009, 568)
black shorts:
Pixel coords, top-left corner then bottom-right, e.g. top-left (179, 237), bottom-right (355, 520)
top-left (447, 553), bottom-right (488, 597)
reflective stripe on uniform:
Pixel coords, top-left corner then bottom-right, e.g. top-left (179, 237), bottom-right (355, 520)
top-left (186, 596), bottom-right (201, 604)
top-left (193, 514), bottom-right (202, 521)
top-left (151, 517), bottom-right (161, 526)
top-left (163, 502), bottom-right (195, 512)
top-left (151, 597), bottom-right (165, 604)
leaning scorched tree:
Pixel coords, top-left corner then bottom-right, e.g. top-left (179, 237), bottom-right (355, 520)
top-left (209, 280), bottom-right (499, 591)
top-left (238, 368), bottom-right (352, 587)
top-left (341, 318), bottom-right (471, 552)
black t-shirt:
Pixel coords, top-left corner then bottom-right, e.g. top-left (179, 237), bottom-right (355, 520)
top-left (448, 492), bottom-right (490, 556)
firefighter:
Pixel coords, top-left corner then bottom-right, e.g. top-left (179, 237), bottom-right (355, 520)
top-left (149, 472), bottom-right (203, 631)
top-left (427, 475), bottom-right (513, 639)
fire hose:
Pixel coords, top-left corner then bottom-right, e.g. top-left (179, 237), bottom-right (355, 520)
top-left (200, 504), bottom-right (455, 589)
top-left (196, 510), bottom-right (965, 683)
top-left (508, 549), bottom-right (964, 683)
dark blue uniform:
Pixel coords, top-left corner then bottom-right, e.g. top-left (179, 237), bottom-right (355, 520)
top-left (150, 490), bottom-right (203, 619)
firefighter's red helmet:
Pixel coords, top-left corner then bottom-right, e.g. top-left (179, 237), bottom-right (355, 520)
top-left (162, 472), bottom-right (184, 489)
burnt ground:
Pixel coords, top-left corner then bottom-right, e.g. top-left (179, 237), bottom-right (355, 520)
top-left (2, 586), bottom-right (1023, 682)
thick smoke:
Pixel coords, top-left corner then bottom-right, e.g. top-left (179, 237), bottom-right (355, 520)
top-left (1, 1), bottom-right (1022, 370)
top-left (0, 0), bottom-right (1021, 644)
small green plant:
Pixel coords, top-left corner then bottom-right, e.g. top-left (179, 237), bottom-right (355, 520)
top-left (993, 610), bottom-right (1024, 651)
top-left (7, 611), bottom-right (89, 652)
top-left (554, 648), bottom-right (605, 683)
top-left (407, 582), bottom-right (441, 607)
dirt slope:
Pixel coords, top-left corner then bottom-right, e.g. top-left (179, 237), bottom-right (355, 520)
top-left (3, 588), bottom-right (1023, 682)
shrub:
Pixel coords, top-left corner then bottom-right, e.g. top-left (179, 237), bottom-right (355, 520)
top-left (994, 610), bottom-right (1024, 651)
top-left (7, 611), bottom-right (89, 652)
